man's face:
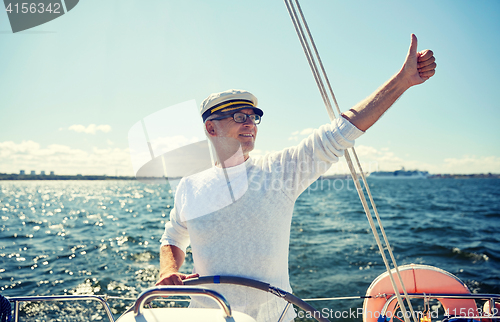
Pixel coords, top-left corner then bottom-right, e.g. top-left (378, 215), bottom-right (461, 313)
top-left (206, 108), bottom-right (258, 158)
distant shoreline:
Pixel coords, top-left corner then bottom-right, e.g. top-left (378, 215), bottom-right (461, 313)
top-left (318, 173), bottom-right (500, 180)
top-left (0, 173), bottom-right (498, 181)
top-left (0, 173), bottom-right (136, 180)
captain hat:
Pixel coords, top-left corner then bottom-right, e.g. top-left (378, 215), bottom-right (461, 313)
top-left (200, 89), bottom-right (263, 122)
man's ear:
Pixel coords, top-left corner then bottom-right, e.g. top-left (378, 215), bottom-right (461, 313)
top-left (205, 121), bottom-right (216, 137)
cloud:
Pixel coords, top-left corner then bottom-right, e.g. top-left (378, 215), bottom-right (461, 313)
top-left (128, 135), bottom-right (204, 175)
top-left (249, 149), bottom-right (277, 160)
top-left (0, 140), bottom-right (133, 176)
top-left (288, 128), bottom-right (315, 141)
top-left (300, 128), bottom-right (314, 135)
top-left (149, 135), bottom-right (201, 156)
top-left (323, 145), bottom-right (500, 175)
top-left (354, 145), bottom-right (405, 167)
top-left (1, 140), bottom-right (498, 176)
top-left (67, 124), bottom-right (112, 134)
top-left (442, 155), bottom-right (500, 174)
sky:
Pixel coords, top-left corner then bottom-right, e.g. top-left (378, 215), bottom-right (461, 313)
top-left (1, 0), bottom-right (499, 176)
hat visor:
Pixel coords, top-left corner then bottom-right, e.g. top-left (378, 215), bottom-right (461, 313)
top-left (215, 105), bottom-right (263, 117)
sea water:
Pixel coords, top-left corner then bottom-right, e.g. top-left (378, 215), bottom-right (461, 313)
top-left (1, 179), bottom-right (499, 321)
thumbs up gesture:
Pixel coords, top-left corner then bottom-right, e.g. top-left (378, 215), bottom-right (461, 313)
top-left (402, 34), bottom-right (437, 87)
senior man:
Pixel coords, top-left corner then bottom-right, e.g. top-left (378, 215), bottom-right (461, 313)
top-left (157, 34), bottom-right (436, 322)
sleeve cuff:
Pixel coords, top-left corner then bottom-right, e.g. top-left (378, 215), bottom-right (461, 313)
top-left (337, 115), bottom-right (365, 140)
top-left (160, 238), bottom-right (189, 254)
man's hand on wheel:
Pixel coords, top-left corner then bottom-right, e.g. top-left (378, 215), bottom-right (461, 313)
top-left (156, 272), bottom-right (199, 286)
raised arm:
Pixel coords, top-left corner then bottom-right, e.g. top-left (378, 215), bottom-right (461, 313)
top-left (342, 34), bottom-right (436, 131)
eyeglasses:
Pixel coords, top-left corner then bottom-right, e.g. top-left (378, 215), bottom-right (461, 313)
top-left (211, 112), bottom-right (261, 125)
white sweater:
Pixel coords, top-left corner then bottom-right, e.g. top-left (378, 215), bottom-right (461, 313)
top-left (160, 117), bottom-right (364, 322)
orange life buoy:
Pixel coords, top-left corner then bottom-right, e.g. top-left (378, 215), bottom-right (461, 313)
top-left (363, 264), bottom-right (477, 322)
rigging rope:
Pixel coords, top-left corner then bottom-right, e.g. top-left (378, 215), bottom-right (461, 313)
top-left (283, 1), bottom-right (417, 322)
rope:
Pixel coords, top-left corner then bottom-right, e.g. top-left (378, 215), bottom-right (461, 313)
top-left (0, 294), bottom-right (12, 322)
top-left (351, 147), bottom-right (418, 319)
top-left (283, 1), bottom-right (417, 322)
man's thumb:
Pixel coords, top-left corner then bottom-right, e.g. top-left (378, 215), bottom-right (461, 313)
top-left (408, 34), bottom-right (418, 57)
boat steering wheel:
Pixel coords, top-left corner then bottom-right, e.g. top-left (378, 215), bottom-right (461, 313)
top-left (183, 275), bottom-right (331, 322)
